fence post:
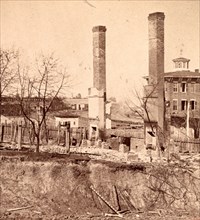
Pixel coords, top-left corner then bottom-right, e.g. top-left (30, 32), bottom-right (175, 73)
top-left (57, 122), bottom-right (61, 145)
top-left (65, 122), bottom-right (70, 153)
top-left (10, 121), bottom-right (14, 142)
top-left (5, 120), bottom-right (7, 135)
top-left (17, 121), bottom-right (22, 150)
top-left (13, 122), bottom-right (18, 144)
top-left (1, 124), bottom-right (4, 142)
top-left (0, 123), bottom-right (2, 142)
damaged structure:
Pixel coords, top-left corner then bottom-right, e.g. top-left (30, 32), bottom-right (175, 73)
top-left (88, 26), bottom-right (107, 139)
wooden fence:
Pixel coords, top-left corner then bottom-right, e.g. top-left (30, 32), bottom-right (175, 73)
top-left (173, 138), bottom-right (200, 153)
top-left (0, 122), bottom-right (85, 147)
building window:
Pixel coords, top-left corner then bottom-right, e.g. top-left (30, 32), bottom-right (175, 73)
top-left (190, 83), bottom-right (195, 93)
top-left (172, 99), bottom-right (178, 111)
top-left (72, 104), bottom-right (76, 110)
top-left (196, 84), bottom-right (200, 93)
top-left (173, 83), bottom-right (178, 93)
top-left (190, 100), bottom-right (197, 110)
top-left (181, 82), bottom-right (187, 93)
top-left (181, 100), bottom-right (187, 110)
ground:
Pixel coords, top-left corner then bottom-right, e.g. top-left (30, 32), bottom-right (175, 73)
top-left (0, 144), bottom-right (200, 220)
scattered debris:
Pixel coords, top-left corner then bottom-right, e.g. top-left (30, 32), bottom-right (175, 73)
top-left (112, 185), bottom-right (120, 211)
top-left (148, 210), bottom-right (162, 216)
top-left (6, 205), bottom-right (33, 212)
top-left (90, 185), bottom-right (123, 218)
top-left (104, 213), bottom-right (123, 218)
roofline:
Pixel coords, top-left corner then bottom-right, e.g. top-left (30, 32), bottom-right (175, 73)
top-left (164, 75), bottom-right (200, 78)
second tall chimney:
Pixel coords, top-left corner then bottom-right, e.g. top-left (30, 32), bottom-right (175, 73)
top-left (92, 26), bottom-right (107, 97)
top-left (147, 12), bottom-right (165, 148)
top-left (148, 12), bottom-right (165, 85)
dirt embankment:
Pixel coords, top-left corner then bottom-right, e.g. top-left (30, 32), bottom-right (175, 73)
top-left (0, 152), bottom-right (200, 219)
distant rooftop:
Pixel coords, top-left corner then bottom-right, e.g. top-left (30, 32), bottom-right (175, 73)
top-left (172, 57), bottom-right (190, 62)
top-left (172, 56), bottom-right (190, 71)
top-left (164, 70), bottom-right (200, 78)
top-left (63, 98), bottom-right (88, 105)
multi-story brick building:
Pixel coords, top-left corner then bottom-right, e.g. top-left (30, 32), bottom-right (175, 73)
top-left (164, 57), bottom-right (200, 138)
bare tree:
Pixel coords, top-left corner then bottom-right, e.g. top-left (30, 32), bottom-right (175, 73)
top-left (18, 54), bottom-right (70, 153)
top-left (125, 83), bottom-right (162, 136)
top-left (125, 81), bottom-right (168, 160)
top-left (0, 48), bottom-right (19, 124)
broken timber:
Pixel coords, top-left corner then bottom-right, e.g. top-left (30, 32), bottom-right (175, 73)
top-left (90, 185), bottom-right (123, 218)
top-left (113, 185), bottom-right (120, 211)
top-left (118, 189), bottom-right (136, 212)
top-left (6, 206), bottom-right (33, 212)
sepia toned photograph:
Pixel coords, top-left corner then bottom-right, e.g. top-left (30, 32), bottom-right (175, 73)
top-left (0, 0), bottom-right (199, 219)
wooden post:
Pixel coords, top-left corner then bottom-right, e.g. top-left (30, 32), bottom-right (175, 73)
top-left (10, 121), bottom-right (14, 142)
top-left (186, 101), bottom-right (190, 152)
top-left (17, 121), bottom-right (22, 150)
top-left (13, 122), bottom-right (18, 144)
top-left (65, 122), bottom-right (70, 153)
top-left (79, 128), bottom-right (83, 146)
top-left (5, 120), bottom-right (7, 137)
top-left (57, 122), bottom-right (61, 145)
top-left (1, 124), bottom-right (4, 142)
top-left (0, 123), bottom-right (2, 143)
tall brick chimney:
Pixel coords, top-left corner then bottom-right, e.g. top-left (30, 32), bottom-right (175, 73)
top-left (144, 12), bottom-right (165, 150)
top-left (92, 26), bottom-right (106, 97)
top-left (88, 26), bottom-right (107, 138)
top-left (148, 12), bottom-right (165, 85)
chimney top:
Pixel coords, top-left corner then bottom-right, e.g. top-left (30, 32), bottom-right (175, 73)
top-left (92, 26), bottom-right (107, 33)
top-left (148, 12), bottom-right (165, 20)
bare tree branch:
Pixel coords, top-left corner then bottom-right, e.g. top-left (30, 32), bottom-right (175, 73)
top-left (18, 53), bottom-right (70, 152)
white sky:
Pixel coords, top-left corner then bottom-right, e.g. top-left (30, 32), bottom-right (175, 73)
top-left (1, 0), bottom-right (199, 101)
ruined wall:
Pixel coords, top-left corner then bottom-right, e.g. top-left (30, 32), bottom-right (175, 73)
top-left (130, 137), bottom-right (144, 152)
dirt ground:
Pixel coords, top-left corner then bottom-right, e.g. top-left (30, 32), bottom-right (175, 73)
top-left (0, 208), bottom-right (199, 220)
top-left (0, 145), bottom-right (200, 220)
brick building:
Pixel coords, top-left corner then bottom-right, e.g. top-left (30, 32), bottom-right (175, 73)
top-left (165, 57), bottom-right (200, 138)
top-left (144, 12), bottom-right (200, 149)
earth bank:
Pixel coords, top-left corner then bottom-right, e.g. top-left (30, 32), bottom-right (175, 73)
top-left (0, 151), bottom-right (199, 219)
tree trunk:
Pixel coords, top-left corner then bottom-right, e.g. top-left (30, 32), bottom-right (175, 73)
top-left (36, 135), bottom-right (40, 153)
